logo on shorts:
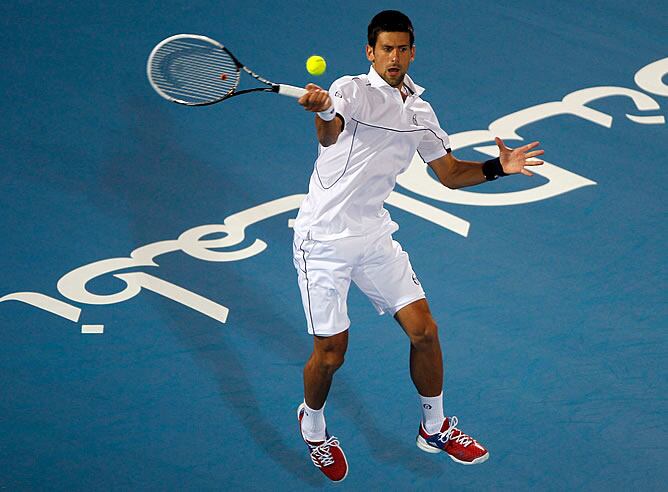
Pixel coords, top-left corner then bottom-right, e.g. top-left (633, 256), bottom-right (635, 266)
top-left (423, 403), bottom-right (432, 409)
top-left (412, 273), bottom-right (420, 285)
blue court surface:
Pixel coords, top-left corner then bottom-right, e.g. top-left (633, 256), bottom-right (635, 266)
top-left (1, 0), bottom-right (666, 489)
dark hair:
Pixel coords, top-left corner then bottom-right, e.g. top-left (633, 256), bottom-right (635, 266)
top-left (367, 10), bottom-right (414, 48)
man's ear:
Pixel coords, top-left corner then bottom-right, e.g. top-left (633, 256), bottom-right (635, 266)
top-left (366, 44), bottom-right (375, 64)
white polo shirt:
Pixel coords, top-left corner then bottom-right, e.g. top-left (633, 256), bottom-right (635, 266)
top-left (294, 66), bottom-right (451, 241)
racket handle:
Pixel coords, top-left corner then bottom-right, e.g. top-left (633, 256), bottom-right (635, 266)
top-left (277, 84), bottom-right (307, 98)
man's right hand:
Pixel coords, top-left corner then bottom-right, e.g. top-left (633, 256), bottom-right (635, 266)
top-left (298, 83), bottom-right (332, 113)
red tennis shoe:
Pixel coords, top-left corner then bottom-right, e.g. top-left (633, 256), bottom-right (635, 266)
top-left (416, 416), bottom-right (489, 465)
top-left (297, 403), bottom-right (349, 482)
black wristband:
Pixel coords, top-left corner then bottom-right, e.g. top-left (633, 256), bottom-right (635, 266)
top-left (482, 157), bottom-right (507, 181)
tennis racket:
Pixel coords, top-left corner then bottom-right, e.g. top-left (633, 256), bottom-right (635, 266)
top-left (147, 34), bottom-right (307, 106)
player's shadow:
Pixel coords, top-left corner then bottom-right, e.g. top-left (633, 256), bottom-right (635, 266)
top-left (94, 96), bottom-right (326, 485)
top-left (336, 371), bottom-right (445, 476)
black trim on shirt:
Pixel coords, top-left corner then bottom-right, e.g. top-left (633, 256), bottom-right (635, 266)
top-left (351, 118), bottom-right (451, 157)
top-left (315, 120), bottom-right (359, 190)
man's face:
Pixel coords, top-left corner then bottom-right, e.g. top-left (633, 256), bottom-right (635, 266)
top-left (366, 31), bottom-right (415, 88)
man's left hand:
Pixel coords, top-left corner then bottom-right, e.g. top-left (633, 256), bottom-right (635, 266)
top-left (495, 137), bottom-right (545, 176)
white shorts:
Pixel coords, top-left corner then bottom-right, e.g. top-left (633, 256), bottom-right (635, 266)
top-left (292, 228), bottom-right (426, 336)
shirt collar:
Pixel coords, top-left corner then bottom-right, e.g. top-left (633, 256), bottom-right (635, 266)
top-left (367, 65), bottom-right (425, 97)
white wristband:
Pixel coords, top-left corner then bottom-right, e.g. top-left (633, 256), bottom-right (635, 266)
top-left (317, 105), bottom-right (336, 122)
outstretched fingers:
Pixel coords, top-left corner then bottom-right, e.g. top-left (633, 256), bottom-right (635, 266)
top-left (520, 141), bottom-right (541, 151)
top-left (494, 137), bottom-right (545, 175)
top-left (525, 149), bottom-right (544, 158)
top-left (519, 143), bottom-right (545, 169)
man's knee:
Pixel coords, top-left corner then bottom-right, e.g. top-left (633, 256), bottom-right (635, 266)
top-left (312, 331), bottom-right (348, 373)
top-left (395, 299), bottom-right (440, 349)
top-left (317, 350), bottom-right (345, 373)
top-left (408, 317), bottom-right (439, 349)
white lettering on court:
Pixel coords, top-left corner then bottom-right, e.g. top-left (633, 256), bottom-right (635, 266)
top-left (2, 57), bottom-right (666, 329)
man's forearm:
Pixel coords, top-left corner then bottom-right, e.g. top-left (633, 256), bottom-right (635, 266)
top-left (442, 159), bottom-right (488, 189)
top-left (315, 115), bottom-right (343, 147)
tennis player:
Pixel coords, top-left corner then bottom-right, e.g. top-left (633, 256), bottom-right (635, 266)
top-left (294, 10), bottom-right (544, 482)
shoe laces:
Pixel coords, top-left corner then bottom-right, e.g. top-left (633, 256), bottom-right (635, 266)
top-left (437, 416), bottom-right (474, 447)
top-left (310, 436), bottom-right (340, 468)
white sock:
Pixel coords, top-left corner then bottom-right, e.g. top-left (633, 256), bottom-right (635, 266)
top-left (301, 400), bottom-right (327, 442)
top-left (419, 391), bottom-right (445, 434)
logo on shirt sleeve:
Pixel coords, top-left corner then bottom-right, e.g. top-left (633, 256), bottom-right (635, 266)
top-left (335, 90), bottom-right (342, 98)
top-left (412, 114), bottom-right (418, 126)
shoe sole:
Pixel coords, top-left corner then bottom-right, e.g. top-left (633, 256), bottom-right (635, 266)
top-left (416, 436), bottom-right (489, 465)
top-left (297, 403), bottom-right (349, 482)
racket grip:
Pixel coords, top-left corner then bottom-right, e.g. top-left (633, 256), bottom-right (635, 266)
top-left (278, 84), bottom-right (307, 98)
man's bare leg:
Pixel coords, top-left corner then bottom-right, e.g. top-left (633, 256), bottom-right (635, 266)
top-left (394, 299), bottom-right (443, 397)
top-left (395, 298), bottom-right (489, 463)
top-left (303, 329), bottom-right (349, 409)
top-left (299, 329), bottom-right (350, 481)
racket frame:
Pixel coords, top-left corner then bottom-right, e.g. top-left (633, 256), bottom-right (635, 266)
top-left (147, 34), bottom-right (305, 106)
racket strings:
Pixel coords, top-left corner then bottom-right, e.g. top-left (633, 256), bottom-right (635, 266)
top-left (156, 46), bottom-right (237, 93)
top-left (153, 50), bottom-right (236, 98)
top-left (149, 39), bottom-right (240, 104)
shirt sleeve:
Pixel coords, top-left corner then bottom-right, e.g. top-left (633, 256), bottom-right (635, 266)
top-left (328, 77), bottom-right (362, 128)
top-left (416, 106), bottom-right (452, 162)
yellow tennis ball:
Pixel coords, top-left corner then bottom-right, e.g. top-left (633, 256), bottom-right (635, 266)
top-left (306, 55), bottom-right (327, 76)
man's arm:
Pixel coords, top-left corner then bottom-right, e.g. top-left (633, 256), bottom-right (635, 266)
top-left (429, 137), bottom-right (545, 189)
top-left (298, 83), bottom-right (343, 147)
